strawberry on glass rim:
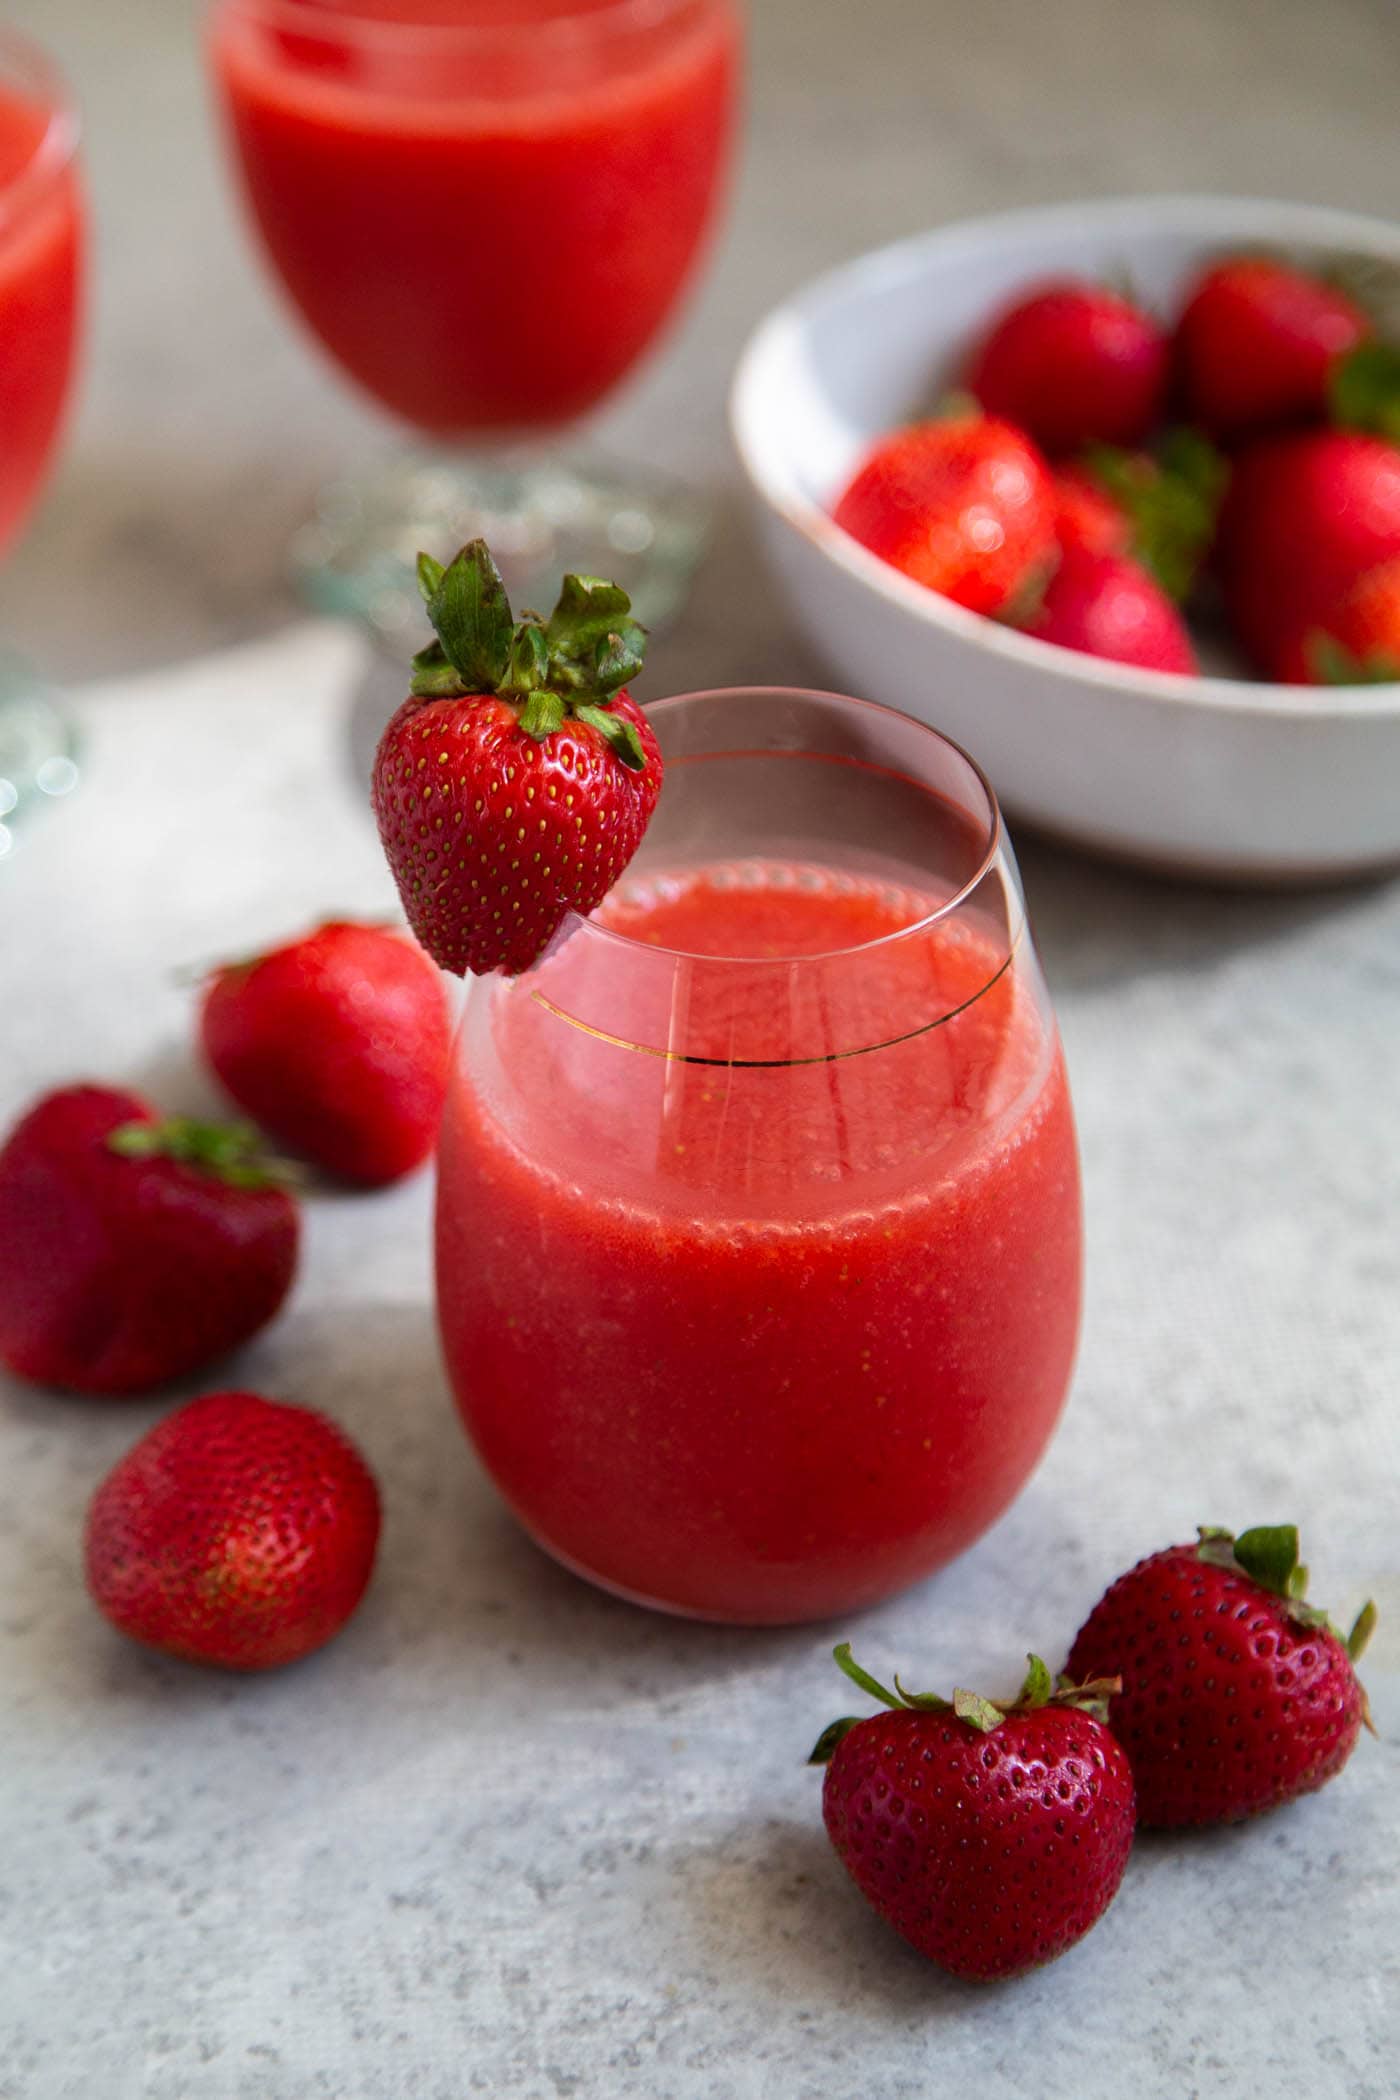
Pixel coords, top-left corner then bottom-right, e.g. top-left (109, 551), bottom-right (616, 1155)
top-left (372, 539), bottom-right (662, 977)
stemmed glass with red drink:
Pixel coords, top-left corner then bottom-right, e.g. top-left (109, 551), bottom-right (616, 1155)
top-left (207, 0), bottom-right (742, 640)
top-left (0, 29), bottom-right (83, 842)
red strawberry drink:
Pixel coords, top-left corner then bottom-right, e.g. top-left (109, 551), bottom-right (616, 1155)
top-left (207, 0), bottom-right (741, 624)
top-left (0, 33), bottom-right (81, 562)
top-left (0, 31), bottom-right (82, 812)
top-left (432, 688), bottom-right (1082, 1622)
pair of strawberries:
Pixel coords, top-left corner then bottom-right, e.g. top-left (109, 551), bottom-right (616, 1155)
top-left (835, 254), bottom-right (1400, 683)
top-left (815, 1523), bottom-right (1376, 1983)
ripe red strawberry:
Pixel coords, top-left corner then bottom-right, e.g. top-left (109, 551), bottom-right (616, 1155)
top-left (0, 1086), bottom-right (298, 1396)
top-left (811, 1646), bottom-right (1135, 1982)
top-left (967, 280), bottom-right (1169, 453)
top-left (1021, 549), bottom-right (1198, 674)
top-left (1068, 1525), bottom-right (1376, 1829)
top-left (1175, 256), bottom-right (1370, 440)
top-left (1216, 431), bottom-right (1400, 679)
top-left (832, 413), bottom-right (1056, 616)
top-left (1054, 428), bottom-right (1228, 601)
top-left (200, 919), bottom-right (452, 1186)
top-left (373, 540), bottom-right (661, 977)
top-left (85, 1390), bottom-right (380, 1669)
top-left (1302, 554), bottom-right (1400, 684)
top-left (1053, 465), bottom-right (1132, 561)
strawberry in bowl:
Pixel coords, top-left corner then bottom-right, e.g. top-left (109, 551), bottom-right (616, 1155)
top-left (968, 278), bottom-right (1169, 453)
top-left (830, 411), bottom-right (1056, 617)
top-left (733, 196), bottom-right (1400, 879)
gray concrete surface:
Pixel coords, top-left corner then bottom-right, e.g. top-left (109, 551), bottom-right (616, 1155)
top-left (2, 3), bottom-right (1399, 2095)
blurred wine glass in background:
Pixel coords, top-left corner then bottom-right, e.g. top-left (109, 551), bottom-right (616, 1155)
top-left (0, 27), bottom-right (84, 850)
top-left (207, 0), bottom-right (743, 649)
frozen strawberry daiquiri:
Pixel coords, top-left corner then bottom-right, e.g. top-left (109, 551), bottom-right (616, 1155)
top-left (0, 30), bottom-right (83, 815)
top-left (208, 0), bottom-right (741, 631)
top-left (432, 687), bottom-right (1082, 1623)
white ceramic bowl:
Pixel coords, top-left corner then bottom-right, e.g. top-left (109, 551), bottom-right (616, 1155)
top-left (731, 195), bottom-right (1400, 882)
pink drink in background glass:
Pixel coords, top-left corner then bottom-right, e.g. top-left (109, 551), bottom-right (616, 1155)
top-left (0, 31), bottom-right (83, 822)
top-left (207, 0), bottom-right (743, 635)
top-left (0, 40), bottom-right (82, 560)
top-left (211, 0), bottom-right (741, 434)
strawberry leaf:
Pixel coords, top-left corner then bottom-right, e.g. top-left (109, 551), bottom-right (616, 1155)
top-left (574, 703), bottom-right (647, 771)
top-left (1331, 340), bottom-right (1400, 443)
top-left (892, 1675), bottom-right (954, 1712)
top-left (545, 573), bottom-right (646, 689)
top-left (425, 539), bottom-right (514, 692)
top-left (1348, 1599), bottom-right (1378, 1663)
top-left (1080, 428), bottom-right (1227, 602)
top-left (594, 629), bottom-right (646, 694)
top-left (952, 1689), bottom-right (1006, 1734)
top-left (1232, 1524), bottom-right (1302, 1598)
top-left (108, 1118), bottom-right (298, 1191)
top-left (832, 1642), bottom-right (903, 1711)
top-left (501, 618), bottom-right (550, 699)
top-left (417, 551), bottom-right (446, 604)
top-left (808, 1716), bottom-right (863, 1765)
top-left (1307, 632), bottom-right (1400, 685)
top-left (1015, 1654), bottom-right (1054, 1709)
top-left (410, 640), bottom-right (469, 699)
top-left (517, 689), bottom-right (567, 741)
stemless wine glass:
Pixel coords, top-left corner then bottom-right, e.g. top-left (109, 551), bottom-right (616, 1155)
top-left (207, 0), bottom-right (742, 641)
top-left (437, 690), bottom-right (1083, 1624)
top-left (0, 28), bottom-right (84, 844)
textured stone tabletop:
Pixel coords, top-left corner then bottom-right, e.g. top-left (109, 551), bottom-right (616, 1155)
top-left (3, 3), bottom-right (1400, 2097)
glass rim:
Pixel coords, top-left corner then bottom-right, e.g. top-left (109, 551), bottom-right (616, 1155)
top-left (551, 683), bottom-right (1008, 973)
top-left (0, 29), bottom-right (81, 232)
top-left (211, 0), bottom-right (715, 53)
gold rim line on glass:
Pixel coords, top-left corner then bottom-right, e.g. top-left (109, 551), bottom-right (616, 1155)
top-left (0, 30), bottom-right (80, 239)
top-left (547, 687), bottom-right (1009, 974)
top-left (526, 920), bottom-right (1025, 1068)
top-left (213, 0), bottom-right (714, 54)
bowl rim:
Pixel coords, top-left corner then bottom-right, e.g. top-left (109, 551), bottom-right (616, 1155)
top-left (729, 191), bottom-right (1400, 723)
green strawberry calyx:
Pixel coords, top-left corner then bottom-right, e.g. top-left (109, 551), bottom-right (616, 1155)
top-left (1305, 633), bottom-right (1400, 687)
top-left (1195, 1525), bottom-right (1377, 1663)
top-left (408, 538), bottom-right (649, 772)
top-left (1330, 339), bottom-right (1400, 446)
top-left (808, 1642), bottom-right (1122, 1765)
top-left (1077, 427), bottom-right (1228, 602)
top-left (108, 1118), bottom-right (300, 1191)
